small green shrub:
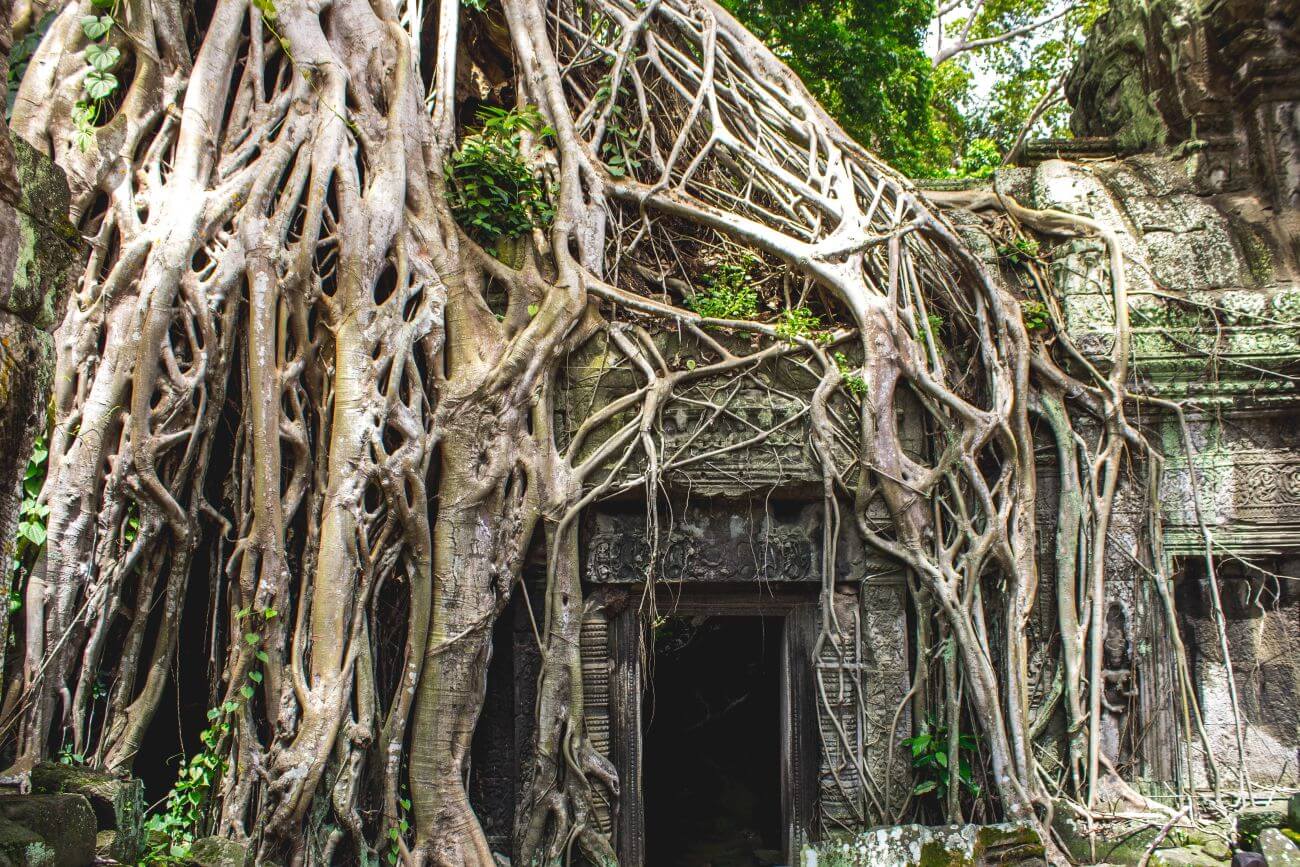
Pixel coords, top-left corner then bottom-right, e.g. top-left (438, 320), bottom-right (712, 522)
top-left (917, 312), bottom-right (944, 354)
top-left (143, 609), bottom-right (277, 863)
top-left (446, 105), bottom-right (555, 243)
top-left (775, 306), bottom-right (824, 342)
top-left (997, 236), bottom-right (1041, 264)
top-left (902, 713), bottom-right (980, 802)
top-left (71, 0), bottom-right (123, 151)
top-left (834, 352), bottom-right (866, 397)
top-left (1020, 299), bottom-right (1050, 332)
top-left (689, 260), bottom-right (758, 320)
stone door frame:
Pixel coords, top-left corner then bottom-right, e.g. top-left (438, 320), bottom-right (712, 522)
top-left (609, 585), bottom-right (820, 866)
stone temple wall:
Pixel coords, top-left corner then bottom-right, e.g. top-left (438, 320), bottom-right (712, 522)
top-left (906, 0), bottom-right (1300, 796)
top-left (973, 149), bottom-right (1300, 790)
top-left (0, 110), bottom-right (78, 655)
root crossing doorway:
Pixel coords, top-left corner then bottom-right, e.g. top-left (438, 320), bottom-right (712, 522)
top-left (644, 615), bottom-right (784, 866)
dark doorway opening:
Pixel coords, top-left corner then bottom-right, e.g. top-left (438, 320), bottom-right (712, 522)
top-left (644, 615), bottom-right (784, 866)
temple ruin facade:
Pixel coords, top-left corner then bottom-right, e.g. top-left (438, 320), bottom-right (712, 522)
top-left (457, 0), bottom-right (1300, 860)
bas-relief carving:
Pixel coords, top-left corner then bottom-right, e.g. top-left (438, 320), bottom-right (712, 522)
top-left (1177, 561), bottom-right (1300, 788)
top-left (816, 585), bottom-right (912, 831)
top-left (583, 502), bottom-right (897, 585)
top-left (1160, 412), bottom-right (1300, 553)
top-left (585, 506), bottom-right (820, 584)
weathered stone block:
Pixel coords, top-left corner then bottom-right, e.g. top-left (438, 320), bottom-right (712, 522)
top-left (586, 504), bottom-right (821, 584)
top-left (185, 836), bottom-right (248, 867)
top-left (0, 815), bottom-right (51, 867)
top-left (1236, 805), bottom-right (1287, 850)
top-left (29, 763), bottom-right (142, 865)
top-left (0, 134), bottom-right (76, 329)
top-left (0, 794), bottom-right (95, 867)
top-left (1150, 846), bottom-right (1228, 866)
top-left (1260, 828), bottom-right (1300, 866)
top-left (804, 823), bottom-right (1045, 866)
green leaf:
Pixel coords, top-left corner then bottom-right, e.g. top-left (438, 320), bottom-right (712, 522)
top-left (244, 632), bottom-right (260, 646)
top-left (255, 650), bottom-right (270, 663)
top-left (86, 43), bottom-right (120, 71)
top-left (84, 68), bottom-right (118, 101)
top-left (526, 303), bottom-right (539, 317)
top-left (80, 15), bottom-right (113, 39)
top-left (251, 0), bottom-right (278, 19)
top-left (248, 670), bottom-right (263, 683)
top-left (240, 685), bottom-right (254, 699)
top-left (913, 780), bottom-right (938, 795)
top-left (23, 522), bottom-right (46, 545)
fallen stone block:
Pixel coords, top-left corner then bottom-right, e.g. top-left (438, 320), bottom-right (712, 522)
top-left (1238, 805), bottom-right (1288, 851)
top-left (1260, 828), bottom-right (1300, 867)
top-left (802, 822), bottom-right (1046, 866)
top-left (29, 763), bottom-right (142, 865)
top-left (0, 794), bottom-right (95, 866)
top-left (184, 836), bottom-right (248, 867)
top-left (1150, 845), bottom-right (1228, 866)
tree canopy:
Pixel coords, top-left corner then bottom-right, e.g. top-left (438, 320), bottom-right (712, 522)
top-left (724, 0), bottom-right (1108, 177)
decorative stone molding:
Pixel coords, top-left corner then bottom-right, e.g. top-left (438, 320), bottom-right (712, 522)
top-left (585, 504), bottom-right (822, 584)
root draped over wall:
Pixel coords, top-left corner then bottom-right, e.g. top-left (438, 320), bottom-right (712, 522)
top-left (0, 0), bottom-right (1233, 864)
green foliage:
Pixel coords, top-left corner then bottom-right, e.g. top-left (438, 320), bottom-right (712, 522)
top-left (384, 796), bottom-right (412, 864)
top-left (725, 0), bottom-right (1109, 177)
top-left (937, 0), bottom-right (1110, 172)
top-left (143, 612), bottom-right (275, 863)
top-left (57, 744), bottom-right (86, 767)
top-left (72, 0), bottom-right (123, 151)
top-left (1020, 299), bottom-right (1050, 332)
top-left (12, 436), bottom-right (50, 613)
top-left (917, 312), bottom-right (945, 353)
top-left (446, 105), bottom-right (555, 244)
top-left (902, 713), bottom-right (980, 802)
top-left (7, 10), bottom-right (56, 118)
top-left (775, 306), bottom-right (825, 342)
top-left (835, 352), bottom-right (867, 397)
top-left (689, 260), bottom-right (759, 320)
top-left (998, 236), bottom-right (1041, 263)
top-left (719, 0), bottom-right (937, 176)
top-left (594, 77), bottom-right (641, 178)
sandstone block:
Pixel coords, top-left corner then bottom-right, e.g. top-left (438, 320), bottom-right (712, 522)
top-left (0, 794), bottom-right (95, 866)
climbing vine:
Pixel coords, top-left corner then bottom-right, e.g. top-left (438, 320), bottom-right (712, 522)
top-left (72, 0), bottom-right (121, 151)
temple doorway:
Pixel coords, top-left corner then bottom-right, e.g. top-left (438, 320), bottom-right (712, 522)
top-left (643, 615), bottom-right (785, 866)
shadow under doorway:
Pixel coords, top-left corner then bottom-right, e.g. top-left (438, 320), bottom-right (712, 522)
top-left (644, 614), bottom-right (784, 867)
